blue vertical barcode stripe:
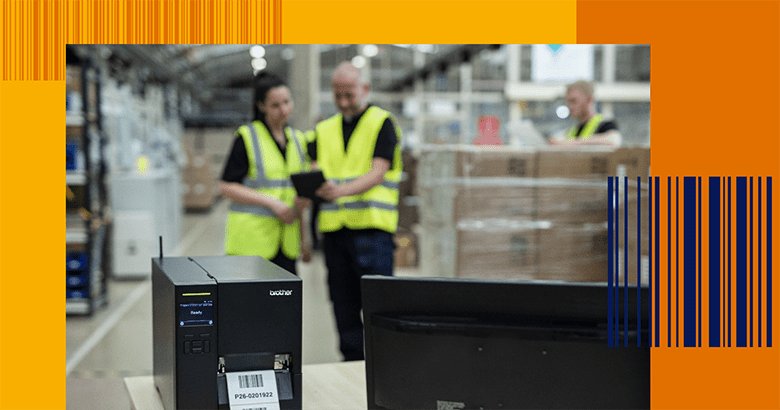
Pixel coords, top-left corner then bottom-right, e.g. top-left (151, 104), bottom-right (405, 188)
top-left (750, 177), bottom-right (754, 347)
top-left (709, 177), bottom-right (721, 347)
top-left (728, 177), bottom-right (732, 347)
top-left (676, 177), bottom-right (680, 347)
top-left (684, 177), bottom-right (696, 347)
top-left (608, 177), bottom-right (614, 347)
top-left (737, 177), bottom-right (747, 347)
top-left (649, 177), bottom-right (653, 347)
top-left (759, 178), bottom-right (763, 347)
top-left (625, 176), bottom-right (629, 347)
top-left (767, 177), bottom-right (772, 347)
top-left (638, 177), bottom-right (642, 347)
top-left (668, 177), bottom-right (672, 347)
top-left (723, 177), bottom-right (727, 347)
top-left (654, 177), bottom-right (660, 348)
top-left (616, 177), bottom-right (620, 347)
top-left (698, 177), bottom-right (702, 346)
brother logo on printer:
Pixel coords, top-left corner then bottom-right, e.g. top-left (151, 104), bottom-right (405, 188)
top-left (269, 289), bottom-right (293, 296)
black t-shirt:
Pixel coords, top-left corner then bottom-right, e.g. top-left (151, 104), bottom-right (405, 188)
top-left (221, 120), bottom-right (290, 183)
top-left (572, 119), bottom-right (618, 138)
top-left (306, 105), bottom-right (398, 163)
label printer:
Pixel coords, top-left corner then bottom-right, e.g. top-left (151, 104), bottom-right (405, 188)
top-left (152, 255), bottom-right (302, 410)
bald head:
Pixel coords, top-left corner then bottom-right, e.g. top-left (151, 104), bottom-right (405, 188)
top-left (333, 62), bottom-right (363, 84)
top-left (331, 62), bottom-right (369, 118)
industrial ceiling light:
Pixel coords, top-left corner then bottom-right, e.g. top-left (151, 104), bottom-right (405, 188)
top-left (251, 58), bottom-right (267, 71)
top-left (250, 45), bottom-right (266, 58)
top-left (351, 55), bottom-right (366, 68)
top-left (556, 105), bottom-right (570, 119)
top-left (362, 44), bottom-right (379, 58)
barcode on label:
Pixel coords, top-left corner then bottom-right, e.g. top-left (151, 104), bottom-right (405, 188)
top-left (244, 408), bottom-right (267, 410)
top-left (238, 373), bottom-right (263, 389)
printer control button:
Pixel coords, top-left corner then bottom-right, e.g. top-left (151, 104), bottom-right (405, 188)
top-left (192, 340), bottom-right (203, 348)
top-left (184, 341), bottom-right (191, 354)
top-left (184, 334), bottom-right (195, 339)
top-left (192, 347), bottom-right (203, 354)
top-left (204, 340), bottom-right (210, 353)
top-left (199, 333), bottom-right (210, 338)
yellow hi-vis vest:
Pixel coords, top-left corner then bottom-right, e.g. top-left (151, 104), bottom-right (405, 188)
top-left (566, 114), bottom-right (603, 140)
top-left (316, 106), bottom-right (402, 233)
top-left (225, 121), bottom-right (308, 259)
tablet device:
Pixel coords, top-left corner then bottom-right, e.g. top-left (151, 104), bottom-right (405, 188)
top-left (290, 170), bottom-right (327, 201)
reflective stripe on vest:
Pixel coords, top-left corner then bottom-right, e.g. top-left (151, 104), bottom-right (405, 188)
top-left (320, 200), bottom-right (397, 212)
top-left (566, 114), bottom-right (603, 139)
top-left (229, 203), bottom-right (277, 217)
top-left (330, 177), bottom-right (399, 190)
top-left (319, 178), bottom-right (399, 213)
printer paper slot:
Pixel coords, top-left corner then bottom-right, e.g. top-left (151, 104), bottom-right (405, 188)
top-left (222, 352), bottom-right (292, 372)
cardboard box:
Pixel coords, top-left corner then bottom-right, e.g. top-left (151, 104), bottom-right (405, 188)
top-left (457, 147), bottom-right (537, 178)
top-left (183, 166), bottom-right (216, 186)
top-left (182, 154), bottom-right (217, 210)
top-left (394, 232), bottom-right (418, 268)
top-left (537, 224), bottom-right (609, 283)
top-left (417, 145), bottom-right (538, 224)
top-left (397, 195), bottom-right (419, 231)
top-left (66, 126), bottom-right (82, 141)
top-left (183, 182), bottom-right (216, 210)
top-left (456, 222), bottom-right (539, 281)
top-left (537, 185), bottom-right (608, 224)
top-left (611, 146), bottom-right (651, 179)
top-left (186, 152), bottom-right (213, 170)
top-left (536, 148), bottom-right (615, 179)
top-left (455, 184), bottom-right (536, 222)
top-left (400, 149), bottom-right (417, 196)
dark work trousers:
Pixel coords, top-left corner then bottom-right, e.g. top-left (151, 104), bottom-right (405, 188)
top-left (310, 201), bottom-right (322, 250)
top-left (269, 251), bottom-right (297, 275)
top-left (322, 229), bottom-right (395, 361)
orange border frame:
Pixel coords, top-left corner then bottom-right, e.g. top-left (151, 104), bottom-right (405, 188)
top-left (0, 1), bottom-right (778, 409)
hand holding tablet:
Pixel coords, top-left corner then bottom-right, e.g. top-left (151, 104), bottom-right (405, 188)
top-left (290, 170), bottom-right (328, 201)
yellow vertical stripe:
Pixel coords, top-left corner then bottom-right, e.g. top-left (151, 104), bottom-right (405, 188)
top-left (0, 0), bottom-right (281, 81)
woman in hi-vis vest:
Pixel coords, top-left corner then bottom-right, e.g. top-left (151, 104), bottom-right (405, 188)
top-left (219, 72), bottom-right (312, 274)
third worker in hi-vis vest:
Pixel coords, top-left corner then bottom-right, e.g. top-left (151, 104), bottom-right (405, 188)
top-left (220, 71), bottom-right (312, 275)
top-left (308, 62), bottom-right (402, 361)
top-left (549, 80), bottom-right (622, 147)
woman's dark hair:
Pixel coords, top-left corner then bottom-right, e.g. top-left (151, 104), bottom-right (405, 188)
top-left (252, 71), bottom-right (287, 121)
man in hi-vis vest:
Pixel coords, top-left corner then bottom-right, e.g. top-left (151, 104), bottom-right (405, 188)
top-left (308, 62), bottom-right (402, 361)
top-left (549, 80), bottom-right (622, 147)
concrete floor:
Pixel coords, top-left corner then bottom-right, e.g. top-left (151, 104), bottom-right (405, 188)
top-left (66, 198), bottom-right (415, 409)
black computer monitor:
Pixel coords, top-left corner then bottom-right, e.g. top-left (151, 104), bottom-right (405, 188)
top-left (361, 276), bottom-right (650, 410)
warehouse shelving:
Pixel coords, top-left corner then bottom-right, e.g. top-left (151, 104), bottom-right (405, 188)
top-left (66, 51), bottom-right (110, 316)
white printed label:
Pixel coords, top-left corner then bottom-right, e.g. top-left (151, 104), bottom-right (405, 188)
top-left (230, 405), bottom-right (281, 410)
top-left (226, 370), bottom-right (280, 410)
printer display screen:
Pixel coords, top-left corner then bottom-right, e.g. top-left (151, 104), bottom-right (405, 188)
top-left (179, 301), bottom-right (214, 327)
